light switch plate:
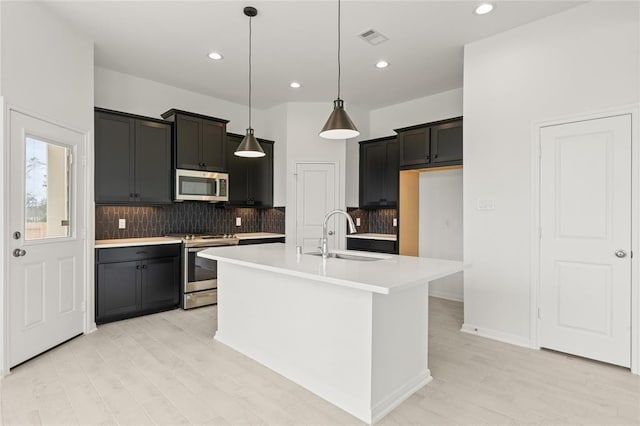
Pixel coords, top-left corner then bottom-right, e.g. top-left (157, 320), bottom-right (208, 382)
top-left (356, 217), bottom-right (361, 226)
top-left (118, 218), bottom-right (126, 229)
top-left (476, 199), bottom-right (496, 210)
top-left (235, 217), bottom-right (242, 227)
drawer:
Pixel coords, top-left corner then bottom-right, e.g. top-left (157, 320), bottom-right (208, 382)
top-left (96, 244), bottom-right (181, 264)
top-left (347, 238), bottom-right (397, 254)
top-left (184, 290), bottom-right (217, 309)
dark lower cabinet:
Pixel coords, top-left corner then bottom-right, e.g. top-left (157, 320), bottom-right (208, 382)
top-left (347, 237), bottom-right (397, 254)
top-left (238, 237), bottom-right (285, 245)
top-left (96, 244), bottom-right (180, 324)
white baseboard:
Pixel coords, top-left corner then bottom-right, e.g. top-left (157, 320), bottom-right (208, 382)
top-left (371, 371), bottom-right (432, 424)
top-left (461, 323), bottom-right (531, 348)
top-left (429, 290), bottom-right (463, 302)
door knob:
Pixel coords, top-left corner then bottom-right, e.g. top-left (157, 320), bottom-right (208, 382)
top-left (615, 249), bottom-right (627, 258)
top-left (328, 231), bottom-right (334, 236)
top-left (13, 248), bottom-right (26, 257)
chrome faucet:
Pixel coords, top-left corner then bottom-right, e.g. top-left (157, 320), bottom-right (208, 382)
top-left (321, 209), bottom-right (357, 258)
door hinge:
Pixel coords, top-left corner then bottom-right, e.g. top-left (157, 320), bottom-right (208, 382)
top-left (631, 251), bottom-right (634, 259)
top-left (537, 307), bottom-right (541, 319)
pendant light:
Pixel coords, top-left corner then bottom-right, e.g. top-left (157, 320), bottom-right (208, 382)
top-left (235, 6), bottom-right (265, 158)
top-left (319, 0), bottom-right (359, 140)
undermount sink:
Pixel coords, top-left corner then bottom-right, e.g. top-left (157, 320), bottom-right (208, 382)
top-left (305, 251), bottom-right (388, 262)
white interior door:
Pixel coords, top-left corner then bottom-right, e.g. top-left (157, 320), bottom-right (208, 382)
top-left (295, 163), bottom-right (339, 250)
top-left (539, 114), bottom-right (631, 367)
top-left (9, 111), bottom-right (86, 368)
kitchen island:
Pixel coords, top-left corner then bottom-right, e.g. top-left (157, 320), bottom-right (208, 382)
top-left (199, 243), bottom-right (463, 424)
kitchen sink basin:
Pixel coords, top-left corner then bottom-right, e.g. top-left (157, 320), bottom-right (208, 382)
top-left (305, 251), bottom-right (388, 262)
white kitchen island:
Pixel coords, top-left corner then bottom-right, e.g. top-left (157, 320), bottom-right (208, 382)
top-left (200, 243), bottom-right (463, 424)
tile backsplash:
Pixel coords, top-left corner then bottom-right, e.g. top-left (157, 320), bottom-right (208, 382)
top-left (96, 203), bottom-right (285, 240)
top-left (347, 207), bottom-right (397, 235)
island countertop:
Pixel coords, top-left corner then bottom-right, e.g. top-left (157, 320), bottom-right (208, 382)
top-left (199, 243), bottom-right (463, 295)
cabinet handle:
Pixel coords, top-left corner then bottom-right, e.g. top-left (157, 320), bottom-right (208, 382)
top-left (142, 264), bottom-right (148, 269)
top-left (426, 155), bottom-right (431, 160)
top-left (129, 193), bottom-right (134, 198)
top-left (136, 265), bottom-right (140, 269)
top-left (434, 154), bottom-right (439, 159)
top-left (136, 251), bottom-right (148, 254)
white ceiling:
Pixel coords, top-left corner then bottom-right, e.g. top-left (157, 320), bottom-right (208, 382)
top-left (42, 1), bottom-right (583, 110)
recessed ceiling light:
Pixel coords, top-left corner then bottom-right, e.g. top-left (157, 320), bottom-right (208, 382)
top-left (375, 60), bottom-right (389, 69)
top-left (290, 81), bottom-right (301, 88)
top-left (475, 3), bottom-right (494, 15)
top-left (208, 51), bottom-right (223, 60)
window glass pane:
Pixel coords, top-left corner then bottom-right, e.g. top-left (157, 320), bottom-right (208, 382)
top-left (25, 137), bottom-right (71, 240)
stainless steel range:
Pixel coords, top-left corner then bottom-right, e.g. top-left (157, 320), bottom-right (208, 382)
top-left (167, 233), bottom-right (239, 309)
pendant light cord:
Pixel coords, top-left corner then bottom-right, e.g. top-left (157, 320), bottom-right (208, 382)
top-left (337, 0), bottom-right (341, 100)
top-left (248, 14), bottom-right (253, 129)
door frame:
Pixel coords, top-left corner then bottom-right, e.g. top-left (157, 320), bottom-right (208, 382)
top-left (2, 104), bottom-right (93, 375)
top-left (292, 161), bottom-right (343, 250)
top-left (530, 104), bottom-right (640, 374)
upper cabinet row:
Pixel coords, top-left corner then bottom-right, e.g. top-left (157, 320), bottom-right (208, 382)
top-left (358, 117), bottom-right (462, 208)
top-left (94, 108), bottom-right (274, 207)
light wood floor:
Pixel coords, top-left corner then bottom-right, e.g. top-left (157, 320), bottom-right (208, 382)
top-left (2, 298), bottom-right (639, 425)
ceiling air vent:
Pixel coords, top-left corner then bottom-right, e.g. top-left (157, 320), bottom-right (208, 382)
top-left (358, 29), bottom-right (388, 46)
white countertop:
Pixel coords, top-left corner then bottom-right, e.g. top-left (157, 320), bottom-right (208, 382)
top-left (346, 233), bottom-right (397, 241)
top-left (95, 237), bottom-right (183, 248)
top-left (235, 232), bottom-right (286, 240)
top-left (199, 243), bottom-right (463, 295)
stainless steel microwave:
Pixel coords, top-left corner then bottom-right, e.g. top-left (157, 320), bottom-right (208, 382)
top-left (175, 169), bottom-right (229, 202)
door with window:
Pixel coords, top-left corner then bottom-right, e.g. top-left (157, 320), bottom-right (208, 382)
top-left (9, 111), bottom-right (86, 368)
top-left (539, 114), bottom-right (631, 367)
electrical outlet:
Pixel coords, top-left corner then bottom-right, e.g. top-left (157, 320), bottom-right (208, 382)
top-left (235, 217), bottom-right (242, 227)
top-left (118, 218), bottom-right (126, 229)
top-left (476, 199), bottom-right (496, 210)
top-left (393, 218), bottom-right (398, 227)
top-left (356, 217), bottom-right (361, 226)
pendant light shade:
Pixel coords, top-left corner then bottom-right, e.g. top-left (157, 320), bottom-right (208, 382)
top-left (235, 6), bottom-right (265, 158)
top-left (320, 0), bottom-right (359, 140)
top-left (319, 99), bottom-right (359, 139)
top-left (236, 128), bottom-right (264, 158)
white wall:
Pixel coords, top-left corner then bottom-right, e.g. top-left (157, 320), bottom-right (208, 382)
top-left (95, 67), bottom-right (267, 136)
top-left (369, 88), bottom-right (463, 139)
top-left (1, 1), bottom-right (94, 373)
top-left (419, 169), bottom-right (463, 301)
top-left (463, 1), bottom-right (640, 346)
top-left (284, 102), bottom-right (348, 247)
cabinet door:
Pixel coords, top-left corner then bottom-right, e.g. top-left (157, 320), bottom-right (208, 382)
top-left (135, 119), bottom-right (172, 204)
top-left (226, 135), bottom-right (250, 204)
top-left (248, 141), bottom-right (273, 207)
top-left (398, 127), bottom-right (430, 167)
top-left (431, 120), bottom-right (463, 165)
top-left (384, 139), bottom-right (399, 205)
top-left (360, 141), bottom-right (386, 206)
top-left (140, 256), bottom-right (180, 311)
top-left (95, 111), bottom-right (134, 203)
top-left (201, 120), bottom-right (226, 172)
top-left (96, 260), bottom-right (140, 323)
top-left (176, 115), bottom-right (202, 170)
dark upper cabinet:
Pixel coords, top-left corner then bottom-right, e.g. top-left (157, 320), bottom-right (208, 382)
top-left (161, 109), bottom-right (229, 172)
top-left (359, 136), bottom-right (399, 208)
top-left (398, 127), bottom-right (430, 168)
top-left (431, 119), bottom-right (463, 165)
top-left (395, 117), bottom-right (463, 170)
top-left (226, 133), bottom-right (274, 207)
top-left (95, 108), bottom-right (172, 205)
